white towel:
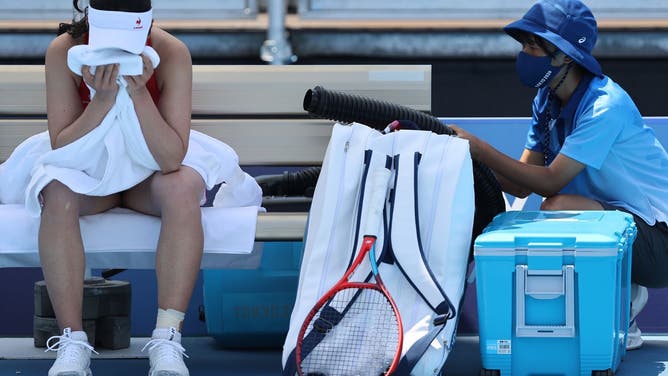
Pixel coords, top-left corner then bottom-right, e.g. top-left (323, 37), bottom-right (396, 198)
top-left (67, 44), bottom-right (160, 77)
top-left (0, 45), bottom-right (262, 218)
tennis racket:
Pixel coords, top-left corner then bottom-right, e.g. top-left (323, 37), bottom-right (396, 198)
top-left (296, 165), bottom-right (403, 376)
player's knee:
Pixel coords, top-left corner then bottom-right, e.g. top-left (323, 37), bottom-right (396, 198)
top-left (40, 181), bottom-right (79, 214)
top-left (151, 169), bottom-right (203, 207)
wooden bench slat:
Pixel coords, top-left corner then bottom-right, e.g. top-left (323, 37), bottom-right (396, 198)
top-left (0, 118), bottom-right (333, 165)
top-left (255, 212), bottom-right (308, 241)
top-left (193, 119), bottom-right (332, 166)
top-left (0, 65), bottom-right (431, 116)
top-left (0, 119), bottom-right (46, 162)
top-left (191, 65), bottom-right (431, 115)
top-left (0, 66), bottom-right (45, 115)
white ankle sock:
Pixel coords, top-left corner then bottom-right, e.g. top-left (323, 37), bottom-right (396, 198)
top-left (156, 308), bottom-right (185, 331)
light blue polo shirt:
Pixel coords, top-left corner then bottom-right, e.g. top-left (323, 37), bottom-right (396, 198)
top-left (526, 75), bottom-right (668, 225)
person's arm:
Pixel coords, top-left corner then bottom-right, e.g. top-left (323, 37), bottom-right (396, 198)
top-left (45, 35), bottom-right (119, 149)
top-left (491, 148), bottom-right (543, 198)
top-left (450, 124), bottom-right (585, 198)
top-left (125, 29), bottom-right (192, 173)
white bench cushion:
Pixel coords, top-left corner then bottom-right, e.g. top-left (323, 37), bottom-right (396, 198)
top-left (0, 204), bottom-right (261, 269)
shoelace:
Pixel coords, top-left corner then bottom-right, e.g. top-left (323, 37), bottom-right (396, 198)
top-left (141, 338), bottom-right (190, 362)
top-left (45, 334), bottom-right (98, 363)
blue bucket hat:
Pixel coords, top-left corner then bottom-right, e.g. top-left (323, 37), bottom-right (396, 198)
top-left (504, 0), bottom-right (602, 77)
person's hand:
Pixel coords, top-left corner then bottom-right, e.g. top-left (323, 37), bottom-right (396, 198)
top-left (82, 63), bottom-right (119, 105)
top-left (449, 124), bottom-right (483, 160)
top-left (124, 53), bottom-right (154, 98)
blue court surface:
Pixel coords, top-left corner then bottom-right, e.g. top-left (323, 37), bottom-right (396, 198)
top-left (1, 334), bottom-right (666, 375)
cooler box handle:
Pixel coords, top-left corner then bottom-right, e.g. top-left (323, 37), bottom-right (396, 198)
top-left (515, 264), bottom-right (575, 337)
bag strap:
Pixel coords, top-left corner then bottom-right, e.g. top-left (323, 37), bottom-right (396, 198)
top-left (386, 133), bottom-right (460, 374)
top-left (389, 151), bottom-right (455, 318)
top-left (394, 324), bottom-right (446, 375)
top-left (345, 149), bottom-right (373, 269)
top-left (282, 351), bottom-right (297, 375)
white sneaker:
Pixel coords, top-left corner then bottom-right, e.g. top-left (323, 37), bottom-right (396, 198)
top-left (142, 327), bottom-right (190, 376)
top-left (46, 327), bottom-right (96, 376)
top-left (627, 284), bottom-right (648, 350)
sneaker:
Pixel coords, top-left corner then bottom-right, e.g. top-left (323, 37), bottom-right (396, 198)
top-left (142, 327), bottom-right (190, 376)
top-left (627, 283), bottom-right (648, 350)
top-left (46, 327), bottom-right (96, 376)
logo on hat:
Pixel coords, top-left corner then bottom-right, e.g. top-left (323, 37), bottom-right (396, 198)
top-left (578, 37), bottom-right (586, 44)
top-left (134, 17), bottom-right (143, 30)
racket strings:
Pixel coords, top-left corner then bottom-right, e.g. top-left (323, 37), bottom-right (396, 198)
top-left (300, 286), bottom-right (400, 376)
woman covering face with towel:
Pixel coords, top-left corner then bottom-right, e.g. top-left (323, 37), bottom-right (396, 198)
top-left (43, 1), bottom-right (198, 375)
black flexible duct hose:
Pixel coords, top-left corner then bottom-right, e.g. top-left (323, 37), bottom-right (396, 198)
top-left (303, 86), bottom-right (455, 135)
top-left (302, 86), bottom-right (506, 255)
top-left (256, 166), bottom-right (320, 197)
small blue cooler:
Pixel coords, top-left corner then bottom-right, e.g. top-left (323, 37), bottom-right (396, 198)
top-left (474, 211), bottom-right (636, 376)
top-left (203, 241), bottom-right (303, 348)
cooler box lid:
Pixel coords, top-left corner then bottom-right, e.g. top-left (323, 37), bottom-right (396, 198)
top-left (474, 210), bottom-right (636, 256)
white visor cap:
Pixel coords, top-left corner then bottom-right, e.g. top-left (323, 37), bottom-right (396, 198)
top-left (88, 6), bottom-right (152, 54)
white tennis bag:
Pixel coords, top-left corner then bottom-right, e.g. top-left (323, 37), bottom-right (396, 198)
top-left (282, 122), bottom-right (474, 375)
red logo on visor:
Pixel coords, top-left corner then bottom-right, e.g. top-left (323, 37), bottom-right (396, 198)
top-left (134, 17), bottom-right (143, 29)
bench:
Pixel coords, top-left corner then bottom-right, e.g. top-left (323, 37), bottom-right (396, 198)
top-left (0, 64), bottom-right (432, 269)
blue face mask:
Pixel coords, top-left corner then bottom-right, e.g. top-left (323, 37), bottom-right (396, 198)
top-left (516, 51), bottom-right (561, 88)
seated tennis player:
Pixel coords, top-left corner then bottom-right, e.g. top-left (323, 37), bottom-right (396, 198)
top-left (42, 1), bottom-right (198, 375)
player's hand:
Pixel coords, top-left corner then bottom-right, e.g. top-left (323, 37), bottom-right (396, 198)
top-left (125, 53), bottom-right (154, 98)
top-left (82, 63), bottom-right (119, 105)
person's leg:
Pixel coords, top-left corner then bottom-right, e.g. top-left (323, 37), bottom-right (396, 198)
top-left (627, 219), bottom-right (668, 288)
top-left (123, 167), bottom-right (204, 376)
top-left (624, 216), bottom-right (668, 350)
top-left (541, 194), bottom-right (668, 349)
top-left (627, 283), bottom-right (648, 350)
top-left (39, 180), bottom-right (119, 376)
top-left (39, 180), bottom-right (120, 331)
top-left (540, 194), bottom-right (604, 211)
top-left (552, 196), bottom-right (668, 286)
top-left (122, 167), bottom-right (205, 315)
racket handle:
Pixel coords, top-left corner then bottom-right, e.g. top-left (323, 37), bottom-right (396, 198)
top-left (362, 167), bottom-right (392, 237)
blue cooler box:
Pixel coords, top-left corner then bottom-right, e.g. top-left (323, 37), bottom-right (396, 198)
top-left (203, 241), bottom-right (303, 348)
top-left (474, 211), bottom-right (636, 376)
